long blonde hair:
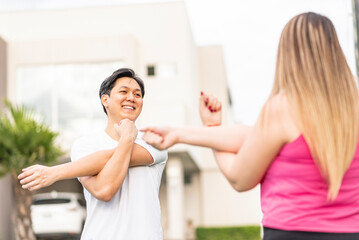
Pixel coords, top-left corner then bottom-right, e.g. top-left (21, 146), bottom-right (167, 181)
top-left (271, 12), bottom-right (359, 200)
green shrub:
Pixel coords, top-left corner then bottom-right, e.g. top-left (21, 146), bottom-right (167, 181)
top-left (196, 225), bottom-right (261, 240)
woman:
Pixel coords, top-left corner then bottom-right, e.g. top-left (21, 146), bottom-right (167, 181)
top-left (142, 12), bottom-right (359, 240)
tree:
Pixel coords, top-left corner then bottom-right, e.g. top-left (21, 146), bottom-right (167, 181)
top-left (0, 100), bottom-right (63, 240)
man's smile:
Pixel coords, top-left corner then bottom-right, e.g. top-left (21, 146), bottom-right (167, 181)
top-left (122, 105), bottom-right (136, 110)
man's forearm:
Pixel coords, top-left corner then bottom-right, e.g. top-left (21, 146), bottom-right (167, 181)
top-left (81, 138), bottom-right (134, 201)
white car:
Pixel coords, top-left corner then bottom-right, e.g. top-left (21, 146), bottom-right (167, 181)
top-left (31, 191), bottom-right (86, 239)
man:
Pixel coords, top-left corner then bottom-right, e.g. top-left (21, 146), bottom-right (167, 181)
top-left (19, 68), bottom-right (168, 239)
top-left (72, 68), bottom-right (167, 239)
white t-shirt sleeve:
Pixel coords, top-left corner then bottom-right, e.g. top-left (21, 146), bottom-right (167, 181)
top-left (71, 137), bottom-right (96, 163)
top-left (135, 132), bottom-right (168, 166)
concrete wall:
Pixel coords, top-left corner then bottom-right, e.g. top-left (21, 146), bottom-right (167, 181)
top-left (197, 46), bottom-right (262, 226)
top-left (200, 170), bottom-right (261, 226)
top-left (0, 36), bottom-right (12, 240)
top-left (0, 37), bottom-right (6, 106)
top-left (0, 175), bottom-right (13, 240)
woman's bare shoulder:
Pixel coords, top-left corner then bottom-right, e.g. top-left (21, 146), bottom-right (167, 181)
top-left (264, 92), bottom-right (301, 142)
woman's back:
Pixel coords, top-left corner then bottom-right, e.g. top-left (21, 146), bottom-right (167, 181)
top-left (260, 101), bottom-right (359, 232)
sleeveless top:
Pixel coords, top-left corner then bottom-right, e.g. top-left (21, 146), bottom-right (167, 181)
top-left (261, 135), bottom-right (359, 233)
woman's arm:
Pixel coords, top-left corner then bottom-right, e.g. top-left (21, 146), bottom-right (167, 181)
top-left (144, 93), bottom-right (293, 192)
top-left (212, 96), bottom-right (293, 191)
top-left (142, 124), bottom-right (252, 153)
top-left (176, 124), bottom-right (252, 153)
top-left (142, 92), bottom-right (252, 152)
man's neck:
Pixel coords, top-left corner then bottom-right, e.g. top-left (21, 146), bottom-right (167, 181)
top-left (105, 118), bottom-right (120, 141)
top-left (105, 117), bottom-right (137, 141)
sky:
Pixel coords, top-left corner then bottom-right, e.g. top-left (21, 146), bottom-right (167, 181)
top-left (0, 0), bottom-right (355, 124)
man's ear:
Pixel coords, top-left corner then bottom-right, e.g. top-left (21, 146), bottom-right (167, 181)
top-left (101, 94), bottom-right (109, 109)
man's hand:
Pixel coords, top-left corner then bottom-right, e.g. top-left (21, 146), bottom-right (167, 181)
top-left (115, 119), bottom-right (138, 142)
top-left (200, 92), bottom-right (222, 126)
top-left (18, 165), bottom-right (58, 191)
top-left (141, 126), bottom-right (178, 150)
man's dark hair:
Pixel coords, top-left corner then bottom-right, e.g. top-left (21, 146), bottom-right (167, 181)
top-left (99, 68), bottom-right (145, 114)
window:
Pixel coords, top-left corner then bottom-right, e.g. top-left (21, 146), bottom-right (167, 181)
top-left (146, 63), bottom-right (177, 78)
top-left (184, 172), bottom-right (192, 185)
top-left (33, 199), bottom-right (71, 205)
top-left (16, 61), bottom-right (124, 142)
top-left (147, 65), bottom-right (156, 76)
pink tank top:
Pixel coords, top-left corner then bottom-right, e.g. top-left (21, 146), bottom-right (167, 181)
top-left (261, 135), bottom-right (359, 233)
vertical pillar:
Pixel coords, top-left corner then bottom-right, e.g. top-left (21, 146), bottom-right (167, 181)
top-left (166, 157), bottom-right (185, 239)
top-left (0, 174), bottom-right (14, 240)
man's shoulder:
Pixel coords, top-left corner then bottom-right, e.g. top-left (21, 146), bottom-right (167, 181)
top-left (73, 132), bottom-right (106, 146)
top-left (71, 132), bottom-right (109, 161)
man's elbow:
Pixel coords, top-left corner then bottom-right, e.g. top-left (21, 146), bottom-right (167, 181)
top-left (94, 186), bottom-right (117, 202)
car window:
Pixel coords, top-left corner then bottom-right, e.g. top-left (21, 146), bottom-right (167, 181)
top-left (33, 198), bottom-right (71, 205)
top-left (77, 199), bottom-right (86, 207)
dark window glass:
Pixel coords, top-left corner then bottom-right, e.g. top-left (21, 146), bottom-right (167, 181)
top-left (33, 198), bottom-right (71, 205)
top-left (147, 65), bottom-right (156, 76)
top-left (77, 199), bottom-right (86, 207)
top-left (184, 173), bottom-right (192, 185)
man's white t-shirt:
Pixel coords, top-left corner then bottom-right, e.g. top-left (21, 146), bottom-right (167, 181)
top-left (71, 131), bottom-right (168, 240)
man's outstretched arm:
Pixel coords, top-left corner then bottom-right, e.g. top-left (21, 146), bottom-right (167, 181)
top-left (18, 143), bottom-right (154, 190)
top-left (18, 123), bottom-right (162, 193)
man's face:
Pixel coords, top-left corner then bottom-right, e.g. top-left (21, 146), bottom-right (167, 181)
top-left (102, 77), bottom-right (143, 122)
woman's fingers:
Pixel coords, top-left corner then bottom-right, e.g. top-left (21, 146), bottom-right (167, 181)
top-left (142, 131), bottom-right (166, 150)
top-left (18, 167), bottom-right (37, 180)
top-left (22, 164), bottom-right (41, 172)
top-left (143, 132), bottom-right (163, 144)
top-left (213, 99), bottom-right (222, 111)
top-left (200, 92), bottom-right (209, 107)
top-left (22, 179), bottom-right (40, 190)
top-left (29, 184), bottom-right (42, 191)
top-left (141, 126), bottom-right (154, 132)
top-left (208, 97), bottom-right (220, 112)
top-left (20, 174), bottom-right (38, 185)
top-left (200, 92), bottom-right (221, 112)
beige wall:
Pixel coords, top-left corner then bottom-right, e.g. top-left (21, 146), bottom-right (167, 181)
top-left (196, 46), bottom-right (262, 226)
top-left (200, 170), bottom-right (261, 226)
top-left (0, 37), bottom-right (6, 106)
top-left (198, 45), bottom-right (234, 127)
top-left (0, 36), bottom-right (12, 240)
top-left (184, 173), bottom-right (201, 226)
top-left (0, 175), bottom-right (13, 240)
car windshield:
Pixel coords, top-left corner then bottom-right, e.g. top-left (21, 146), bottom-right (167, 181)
top-left (33, 198), bottom-right (71, 205)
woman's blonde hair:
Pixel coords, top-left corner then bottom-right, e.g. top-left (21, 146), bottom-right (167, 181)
top-left (271, 12), bottom-right (359, 200)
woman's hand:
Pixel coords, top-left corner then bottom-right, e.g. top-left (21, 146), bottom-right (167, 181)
top-left (18, 164), bottom-right (58, 191)
top-left (141, 126), bottom-right (178, 150)
top-left (199, 92), bottom-right (222, 126)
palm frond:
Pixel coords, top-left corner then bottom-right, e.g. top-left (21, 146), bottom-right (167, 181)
top-left (0, 100), bottom-right (63, 174)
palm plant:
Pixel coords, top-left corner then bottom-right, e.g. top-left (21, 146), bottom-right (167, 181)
top-left (0, 100), bottom-right (63, 240)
